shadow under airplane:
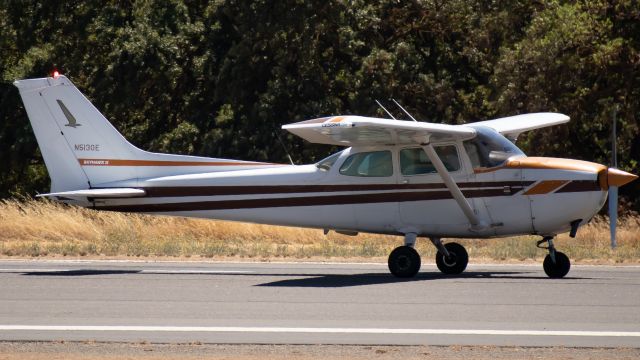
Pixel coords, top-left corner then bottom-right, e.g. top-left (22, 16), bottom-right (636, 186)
top-left (253, 271), bottom-right (587, 287)
top-left (22, 269), bottom-right (141, 276)
top-left (17, 268), bottom-right (590, 286)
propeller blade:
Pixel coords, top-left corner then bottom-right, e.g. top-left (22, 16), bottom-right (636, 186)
top-left (609, 186), bottom-right (618, 249)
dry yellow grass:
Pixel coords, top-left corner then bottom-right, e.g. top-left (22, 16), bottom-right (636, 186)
top-left (0, 198), bottom-right (638, 263)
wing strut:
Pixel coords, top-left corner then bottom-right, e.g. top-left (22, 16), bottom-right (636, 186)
top-left (422, 143), bottom-right (486, 231)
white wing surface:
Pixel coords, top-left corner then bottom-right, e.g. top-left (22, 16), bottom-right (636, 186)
top-left (470, 112), bottom-right (569, 140)
top-left (282, 116), bottom-right (475, 146)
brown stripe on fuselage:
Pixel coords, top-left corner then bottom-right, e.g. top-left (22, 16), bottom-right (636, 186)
top-left (523, 180), bottom-right (569, 195)
top-left (555, 180), bottom-right (601, 193)
top-left (91, 180), bottom-right (602, 213)
top-left (79, 159), bottom-right (277, 167)
top-left (116, 181), bottom-right (530, 198)
top-left (95, 188), bottom-right (511, 213)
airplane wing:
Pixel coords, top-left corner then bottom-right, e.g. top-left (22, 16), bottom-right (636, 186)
top-left (37, 188), bottom-right (146, 200)
top-left (469, 112), bottom-right (569, 140)
top-left (282, 116), bottom-right (475, 146)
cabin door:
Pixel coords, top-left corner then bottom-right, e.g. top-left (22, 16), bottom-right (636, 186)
top-left (396, 144), bottom-right (476, 235)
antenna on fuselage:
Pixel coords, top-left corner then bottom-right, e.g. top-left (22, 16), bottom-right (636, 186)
top-left (391, 98), bottom-right (418, 122)
top-left (375, 99), bottom-right (396, 120)
top-left (273, 130), bottom-right (295, 165)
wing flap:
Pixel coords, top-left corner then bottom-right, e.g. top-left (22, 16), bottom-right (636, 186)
top-left (283, 116), bottom-right (475, 146)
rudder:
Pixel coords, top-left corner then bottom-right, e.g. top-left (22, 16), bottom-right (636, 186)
top-left (14, 76), bottom-right (96, 192)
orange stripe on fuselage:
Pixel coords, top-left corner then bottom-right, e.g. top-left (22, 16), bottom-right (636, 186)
top-left (523, 180), bottom-right (570, 195)
top-left (474, 157), bottom-right (607, 174)
top-left (329, 116), bottom-right (345, 123)
top-left (78, 159), bottom-right (277, 167)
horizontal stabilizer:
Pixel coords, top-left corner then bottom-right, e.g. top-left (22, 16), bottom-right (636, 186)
top-left (37, 188), bottom-right (146, 200)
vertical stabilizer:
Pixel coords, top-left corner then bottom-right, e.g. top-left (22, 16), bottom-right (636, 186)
top-left (14, 75), bottom-right (142, 191)
top-left (14, 77), bottom-right (92, 192)
top-left (15, 75), bottom-right (279, 193)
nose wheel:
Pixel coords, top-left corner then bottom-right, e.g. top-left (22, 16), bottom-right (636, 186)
top-left (537, 236), bottom-right (570, 278)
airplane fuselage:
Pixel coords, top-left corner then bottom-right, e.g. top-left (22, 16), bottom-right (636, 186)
top-left (84, 144), bottom-right (608, 239)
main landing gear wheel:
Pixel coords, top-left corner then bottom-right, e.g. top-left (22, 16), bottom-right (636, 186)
top-left (543, 252), bottom-right (570, 279)
top-left (388, 246), bottom-right (421, 278)
top-left (435, 242), bottom-right (468, 275)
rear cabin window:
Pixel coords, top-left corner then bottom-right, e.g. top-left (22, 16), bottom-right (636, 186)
top-left (339, 151), bottom-right (393, 177)
top-left (400, 145), bottom-right (460, 176)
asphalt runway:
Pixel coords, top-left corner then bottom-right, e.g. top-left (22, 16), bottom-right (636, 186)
top-left (0, 259), bottom-right (639, 347)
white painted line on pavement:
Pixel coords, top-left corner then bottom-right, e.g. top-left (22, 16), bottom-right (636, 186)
top-left (0, 326), bottom-right (639, 337)
top-left (0, 259), bottom-right (386, 266)
top-left (0, 269), bottom-right (253, 274)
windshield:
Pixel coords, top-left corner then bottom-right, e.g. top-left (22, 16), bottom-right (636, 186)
top-left (464, 126), bottom-right (525, 168)
top-left (316, 150), bottom-right (343, 171)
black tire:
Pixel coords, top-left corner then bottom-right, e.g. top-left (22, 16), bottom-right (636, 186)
top-left (543, 252), bottom-right (570, 278)
top-left (435, 242), bottom-right (468, 275)
top-left (388, 246), bottom-right (421, 278)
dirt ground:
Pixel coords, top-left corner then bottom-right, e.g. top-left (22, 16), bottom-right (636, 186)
top-left (0, 342), bottom-right (639, 360)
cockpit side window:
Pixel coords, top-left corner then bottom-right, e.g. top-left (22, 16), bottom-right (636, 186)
top-left (339, 151), bottom-right (393, 177)
top-left (464, 126), bottom-right (525, 169)
top-left (400, 145), bottom-right (460, 176)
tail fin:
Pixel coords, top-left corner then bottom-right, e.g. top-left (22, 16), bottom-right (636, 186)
top-left (14, 75), bottom-right (276, 193)
top-left (15, 76), bottom-right (96, 192)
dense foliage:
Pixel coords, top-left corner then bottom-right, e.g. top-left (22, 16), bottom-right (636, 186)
top-left (1, 0), bottom-right (638, 211)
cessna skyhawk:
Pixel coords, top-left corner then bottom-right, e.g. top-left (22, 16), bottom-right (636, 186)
top-left (14, 74), bottom-right (637, 278)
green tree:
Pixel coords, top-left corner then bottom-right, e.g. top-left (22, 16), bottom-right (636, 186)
top-left (0, 0), bottom-right (638, 211)
top-left (493, 0), bottom-right (639, 205)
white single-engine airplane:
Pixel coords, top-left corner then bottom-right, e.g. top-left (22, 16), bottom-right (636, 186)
top-left (15, 74), bottom-right (637, 278)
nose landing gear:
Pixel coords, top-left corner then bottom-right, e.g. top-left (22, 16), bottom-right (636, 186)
top-left (537, 236), bottom-right (571, 278)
